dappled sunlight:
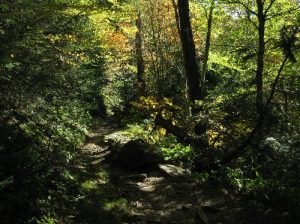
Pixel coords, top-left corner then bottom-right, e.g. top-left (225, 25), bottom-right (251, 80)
top-left (136, 177), bottom-right (165, 192)
top-left (0, 0), bottom-right (299, 223)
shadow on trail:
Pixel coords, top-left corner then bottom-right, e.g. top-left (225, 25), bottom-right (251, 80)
top-left (70, 120), bottom-right (254, 224)
top-left (71, 120), bottom-right (122, 224)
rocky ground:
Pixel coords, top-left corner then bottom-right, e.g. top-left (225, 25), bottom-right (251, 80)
top-left (71, 120), bottom-right (257, 224)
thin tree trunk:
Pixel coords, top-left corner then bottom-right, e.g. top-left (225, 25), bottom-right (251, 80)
top-left (256, 0), bottom-right (265, 117)
top-left (177, 0), bottom-right (202, 102)
top-left (136, 12), bottom-right (145, 95)
top-left (171, 0), bottom-right (181, 36)
top-left (171, 0), bottom-right (189, 112)
top-left (201, 0), bottom-right (215, 97)
top-left (202, 55), bottom-right (289, 171)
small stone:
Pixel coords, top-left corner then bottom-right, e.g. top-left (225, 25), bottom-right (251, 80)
top-left (158, 164), bottom-right (191, 177)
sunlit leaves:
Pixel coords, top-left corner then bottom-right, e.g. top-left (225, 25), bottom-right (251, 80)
top-left (132, 96), bottom-right (183, 127)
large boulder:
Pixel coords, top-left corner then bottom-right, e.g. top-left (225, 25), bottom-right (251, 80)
top-left (117, 139), bottom-right (164, 169)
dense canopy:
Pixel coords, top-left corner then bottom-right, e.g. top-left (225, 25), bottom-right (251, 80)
top-left (0, 0), bottom-right (299, 223)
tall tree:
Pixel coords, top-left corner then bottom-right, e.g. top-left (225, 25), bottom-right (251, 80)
top-left (255, 0), bottom-right (266, 117)
top-left (201, 0), bottom-right (215, 96)
top-left (177, 0), bottom-right (202, 102)
top-left (228, 0), bottom-right (267, 116)
top-left (135, 12), bottom-right (145, 95)
top-left (227, 0), bottom-right (299, 117)
top-left (138, 0), bottom-right (185, 99)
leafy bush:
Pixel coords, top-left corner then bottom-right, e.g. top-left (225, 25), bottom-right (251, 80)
top-left (116, 121), bottom-right (193, 163)
top-left (225, 167), bottom-right (271, 193)
top-left (0, 1), bottom-right (104, 222)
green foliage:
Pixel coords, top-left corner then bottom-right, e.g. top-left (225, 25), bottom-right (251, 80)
top-left (132, 96), bottom-right (185, 126)
top-left (103, 68), bottom-right (138, 115)
top-left (226, 167), bottom-right (271, 193)
top-left (0, 0), bottom-right (299, 223)
top-left (0, 0), bottom-right (105, 223)
top-left (20, 99), bottom-right (91, 148)
top-left (103, 198), bottom-right (128, 213)
top-left (36, 215), bottom-right (57, 224)
top-left (118, 121), bottom-right (193, 163)
top-left (161, 144), bottom-right (193, 162)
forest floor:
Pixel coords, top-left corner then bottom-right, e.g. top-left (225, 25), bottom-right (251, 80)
top-left (71, 119), bottom-right (256, 224)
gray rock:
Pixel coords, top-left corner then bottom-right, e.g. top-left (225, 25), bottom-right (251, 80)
top-left (158, 164), bottom-right (191, 177)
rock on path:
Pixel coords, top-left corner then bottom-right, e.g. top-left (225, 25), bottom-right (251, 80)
top-left (74, 119), bottom-right (254, 224)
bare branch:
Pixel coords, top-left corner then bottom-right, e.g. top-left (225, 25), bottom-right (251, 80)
top-left (227, 0), bottom-right (258, 16)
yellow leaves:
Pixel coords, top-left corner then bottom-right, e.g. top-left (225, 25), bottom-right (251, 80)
top-left (171, 120), bottom-right (177, 126)
top-left (107, 0), bottom-right (118, 5)
top-left (46, 34), bottom-right (77, 44)
top-left (232, 121), bottom-right (252, 137)
top-left (132, 96), bottom-right (182, 127)
top-left (146, 124), bottom-right (153, 131)
top-left (158, 127), bottom-right (167, 136)
top-left (207, 121), bottom-right (252, 150)
top-left (208, 130), bottom-right (217, 138)
top-left (161, 109), bottom-right (171, 120)
top-left (47, 34), bottom-right (60, 44)
top-left (150, 111), bottom-right (158, 118)
top-left (136, 96), bottom-right (160, 111)
top-left (64, 34), bottom-right (77, 41)
top-left (213, 95), bottom-right (226, 105)
top-left (207, 128), bottom-right (225, 148)
top-left (163, 97), bottom-right (172, 106)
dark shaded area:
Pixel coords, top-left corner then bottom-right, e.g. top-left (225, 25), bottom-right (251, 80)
top-left (70, 121), bottom-right (300, 224)
top-left (0, 0), bottom-right (299, 223)
top-left (117, 139), bottom-right (164, 169)
top-left (0, 1), bottom-right (106, 223)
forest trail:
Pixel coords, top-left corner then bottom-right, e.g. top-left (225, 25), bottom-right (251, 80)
top-left (72, 119), bottom-right (253, 224)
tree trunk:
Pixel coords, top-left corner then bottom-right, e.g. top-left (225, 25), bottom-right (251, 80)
top-left (201, 0), bottom-right (215, 97)
top-left (256, 0), bottom-right (265, 117)
top-left (171, 0), bottom-right (181, 36)
top-left (136, 12), bottom-right (145, 96)
top-left (177, 0), bottom-right (202, 102)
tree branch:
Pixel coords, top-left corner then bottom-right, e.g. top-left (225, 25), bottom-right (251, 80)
top-left (227, 0), bottom-right (258, 16)
top-left (202, 54), bottom-right (289, 171)
top-left (246, 14), bottom-right (259, 30)
top-left (264, 0), bottom-right (276, 15)
top-left (266, 6), bottom-right (300, 20)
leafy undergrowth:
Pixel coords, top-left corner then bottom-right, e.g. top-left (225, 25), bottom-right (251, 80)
top-left (106, 118), bottom-right (300, 224)
top-left (108, 122), bottom-right (194, 165)
top-left (73, 119), bottom-right (299, 224)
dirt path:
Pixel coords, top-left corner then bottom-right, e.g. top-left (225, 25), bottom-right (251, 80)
top-left (72, 120), bottom-right (252, 224)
